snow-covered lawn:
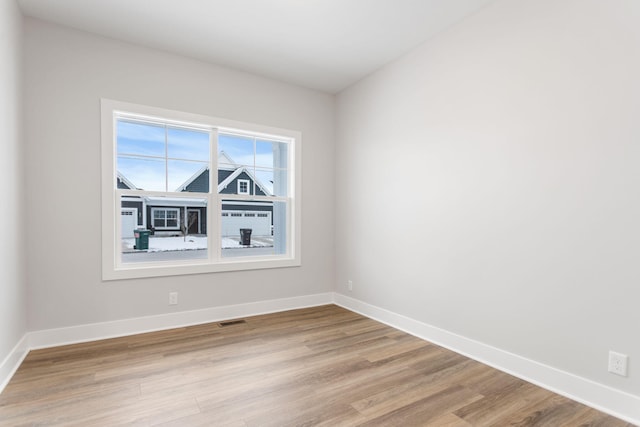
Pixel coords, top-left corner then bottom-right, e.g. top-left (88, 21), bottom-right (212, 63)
top-left (123, 235), bottom-right (273, 252)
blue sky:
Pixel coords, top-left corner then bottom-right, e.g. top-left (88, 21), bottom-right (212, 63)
top-left (117, 120), bottom-right (285, 194)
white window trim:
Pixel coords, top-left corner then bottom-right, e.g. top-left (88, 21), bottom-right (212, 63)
top-left (237, 179), bottom-right (250, 195)
top-left (151, 207), bottom-right (180, 230)
top-left (101, 99), bottom-right (302, 280)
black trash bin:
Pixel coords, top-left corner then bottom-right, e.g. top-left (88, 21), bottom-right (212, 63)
top-left (240, 228), bottom-right (252, 246)
top-left (134, 229), bottom-right (150, 250)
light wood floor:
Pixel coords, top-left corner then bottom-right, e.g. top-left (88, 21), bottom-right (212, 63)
top-left (0, 305), bottom-right (633, 426)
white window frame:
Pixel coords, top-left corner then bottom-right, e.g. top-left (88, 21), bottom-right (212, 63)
top-left (237, 179), bottom-right (250, 195)
top-left (101, 99), bottom-right (301, 280)
top-left (151, 208), bottom-right (180, 230)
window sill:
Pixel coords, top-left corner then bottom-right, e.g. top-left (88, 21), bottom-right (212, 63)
top-left (103, 256), bottom-right (301, 281)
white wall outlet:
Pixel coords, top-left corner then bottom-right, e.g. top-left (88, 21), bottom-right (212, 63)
top-left (608, 351), bottom-right (628, 376)
top-left (169, 292), bottom-right (178, 305)
top-left (348, 280), bottom-right (353, 291)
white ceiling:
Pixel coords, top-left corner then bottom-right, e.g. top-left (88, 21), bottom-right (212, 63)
top-left (17, 0), bottom-right (495, 93)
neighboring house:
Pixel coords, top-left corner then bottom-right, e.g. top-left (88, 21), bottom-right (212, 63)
top-left (118, 174), bottom-right (146, 239)
top-left (119, 152), bottom-right (274, 238)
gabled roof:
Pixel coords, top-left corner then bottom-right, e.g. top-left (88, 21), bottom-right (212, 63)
top-left (218, 150), bottom-right (236, 170)
top-left (174, 164), bottom-right (208, 192)
top-left (175, 150), bottom-right (240, 191)
top-left (117, 172), bottom-right (138, 190)
top-left (217, 166), bottom-right (272, 196)
top-left (174, 152), bottom-right (273, 196)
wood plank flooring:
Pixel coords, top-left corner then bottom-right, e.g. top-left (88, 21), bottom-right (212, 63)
top-left (0, 305), bottom-right (633, 426)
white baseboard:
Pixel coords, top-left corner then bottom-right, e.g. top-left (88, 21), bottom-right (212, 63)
top-left (28, 292), bottom-right (333, 350)
top-left (333, 293), bottom-right (640, 426)
top-left (0, 292), bottom-right (332, 394)
top-left (4, 291), bottom-right (638, 425)
top-left (0, 334), bottom-right (30, 394)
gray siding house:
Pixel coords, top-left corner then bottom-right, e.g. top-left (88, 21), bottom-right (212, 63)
top-left (119, 153), bottom-right (274, 238)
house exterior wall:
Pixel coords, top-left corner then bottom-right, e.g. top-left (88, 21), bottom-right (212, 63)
top-left (221, 204), bottom-right (272, 213)
top-left (117, 177), bottom-right (131, 189)
top-left (122, 200), bottom-right (144, 226)
top-left (219, 171), bottom-right (268, 196)
top-left (185, 169), bottom-right (210, 193)
top-left (121, 165), bottom-right (272, 235)
top-left (185, 169), bottom-right (270, 196)
top-left (217, 170), bottom-right (232, 188)
top-left (146, 205), bottom-right (190, 235)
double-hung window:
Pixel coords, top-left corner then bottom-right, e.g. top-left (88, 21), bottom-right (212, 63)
top-left (101, 99), bottom-right (301, 280)
top-left (152, 208), bottom-right (179, 229)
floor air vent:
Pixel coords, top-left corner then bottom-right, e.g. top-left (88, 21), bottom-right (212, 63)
top-left (218, 319), bottom-right (247, 327)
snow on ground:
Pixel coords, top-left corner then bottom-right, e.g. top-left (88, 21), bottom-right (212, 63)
top-left (123, 235), bottom-right (273, 252)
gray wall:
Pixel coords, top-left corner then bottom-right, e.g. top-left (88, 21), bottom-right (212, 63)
top-left (24, 18), bottom-right (335, 330)
top-left (13, 0), bottom-right (640, 412)
top-left (0, 0), bottom-right (27, 370)
top-left (336, 0), bottom-right (640, 397)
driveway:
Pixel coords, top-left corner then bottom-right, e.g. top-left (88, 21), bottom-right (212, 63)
top-left (121, 241), bottom-right (277, 263)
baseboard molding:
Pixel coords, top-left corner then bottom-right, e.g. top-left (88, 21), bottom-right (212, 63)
top-left (0, 334), bottom-right (30, 394)
top-left (334, 293), bottom-right (640, 426)
top-left (1, 292), bottom-right (332, 394)
top-left (28, 292), bottom-right (333, 350)
top-left (5, 291), bottom-right (639, 425)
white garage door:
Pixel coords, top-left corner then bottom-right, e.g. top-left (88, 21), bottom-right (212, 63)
top-left (121, 208), bottom-right (137, 238)
top-left (221, 211), bottom-right (271, 237)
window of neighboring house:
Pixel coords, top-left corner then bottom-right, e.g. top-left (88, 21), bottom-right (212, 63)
top-left (101, 99), bottom-right (301, 280)
top-left (237, 179), bottom-right (250, 195)
top-left (152, 208), bottom-right (180, 229)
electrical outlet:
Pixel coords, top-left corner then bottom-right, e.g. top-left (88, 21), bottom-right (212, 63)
top-left (608, 351), bottom-right (628, 376)
top-left (169, 292), bottom-right (178, 305)
top-left (348, 280), bottom-right (353, 291)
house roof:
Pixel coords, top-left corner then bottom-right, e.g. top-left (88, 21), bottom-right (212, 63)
top-left (174, 152), bottom-right (237, 191)
top-left (217, 166), bottom-right (272, 196)
top-left (119, 152), bottom-right (273, 195)
top-left (174, 164), bottom-right (208, 192)
top-left (174, 152), bottom-right (273, 196)
top-left (117, 172), bottom-right (139, 190)
top-left (218, 151), bottom-right (236, 169)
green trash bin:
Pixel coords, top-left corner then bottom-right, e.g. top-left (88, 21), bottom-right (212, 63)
top-left (134, 229), bottom-right (150, 250)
